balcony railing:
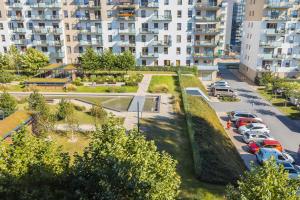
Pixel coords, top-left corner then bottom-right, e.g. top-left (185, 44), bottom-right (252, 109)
top-left (118, 28), bottom-right (136, 34)
top-left (140, 2), bottom-right (159, 8)
top-left (50, 52), bottom-right (65, 58)
top-left (193, 53), bottom-right (215, 59)
top-left (29, 2), bottom-right (61, 8)
top-left (31, 15), bottom-right (61, 20)
top-left (194, 40), bottom-right (217, 47)
top-left (264, 2), bottom-right (292, 9)
top-left (10, 16), bottom-right (24, 21)
top-left (6, 2), bottom-right (22, 8)
top-left (151, 15), bottom-right (172, 21)
top-left (194, 16), bottom-right (219, 22)
top-left (140, 53), bottom-right (159, 58)
top-left (13, 39), bottom-right (27, 45)
top-left (263, 29), bottom-right (285, 35)
top-left (12, 28), bottom-right (26, 33)
top-left (195, 2), bottom-right (219, 10)
top-left (259, 41), bottom-right (282, 47)
top-left (48, 40), bottom-right (63, 46)
top-left (32, 27), bottom-right (63, 34)
top-left (140, 28), bottom-right (159, 34)
top-left (117, 41), bottom-right (136, 47)
top-left (151, 40), bottom-right (172, 46)
top-left (194, 28), bottom-right (219, 34)
top-left (263, 15), bottom-right (290, 21)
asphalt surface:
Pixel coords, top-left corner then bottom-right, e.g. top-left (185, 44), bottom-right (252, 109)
top-left (210, 69), bottom-right (300, 161)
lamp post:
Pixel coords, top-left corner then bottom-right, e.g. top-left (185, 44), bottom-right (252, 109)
top-left (137, 101), bottom-right (140, 132)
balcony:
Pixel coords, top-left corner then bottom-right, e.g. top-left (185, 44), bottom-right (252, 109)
top-left (115, 0), bottom-right (138, 9)
top-left (263, 29), bottom-right (285, 35)
top-left (195, 2), bottom-right (219, 10)
top-left (29, 2), bottom-right (61, 9)
top-left (263, 15), bottom-right (290, 21)
top-left (194, 40), bottom-right (217, 47)
top-left (32, 40), bottom-right (48, 46)
top-left (6, 2), bottom-right (22, 8)
top-left (10, 16), bottom-right (24, 21)
top-left (152, 15), bottom-right (172, 21)
top-left (140, 53), bottom-right (159, 58)
top-left (264, 2), bottom-right (292, 9)
top-left (50, 52), bottom-right (65, 58)
top-left (117, 11), bottom-right (136, 20)
top-left (259, 53), bottom-right (285, 60)
top-left (91, 40), bottom-right (103, 46)
top-left (13, 39), bottom-right (27, 45)
top-left (139, 1), bottom-right (159, 8)
top-left (193, 53), bottom-right (215, 59)
top-left (194, 16), bottom-right (219, 22)
top-left (292, 54), bottom-right (300, 60)
top-left (194, 28), bottom-right (219, 35)
top-left (75, 0), bottom-right (101, 9)
top-left (117, 41), bottom-right (136, 47)
top-left (79, 40), bottom-right (92, 46)
top-left (48, 40), bottom-right (63, 46)
top-left (151, 40), bottom-right (171, 46)
top-left (140, 28), bottom-right (159, 34)
top-left (31, 15), bottom-right (61, 20)
top-left (259, 41), bottom-right (282, 48)
top-left (91, 27), bottom-right (102, 33)
top-left (12, 28), bottom-right (26, 33)
top-left (118, 28), bottom-right (136, 34)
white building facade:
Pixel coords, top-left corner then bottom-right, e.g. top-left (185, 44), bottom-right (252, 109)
top-left (241, 0), bottom-right (300, 81)
top-left (0, 0), bottom-right (233, 71)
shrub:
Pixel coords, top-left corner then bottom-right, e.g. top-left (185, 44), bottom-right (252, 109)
top-left (57, 99), bottom-right (73, 120)
top-left (82, 76), bottom-right (89, 82)
top-left (72, 77), bottom-right (83, 86)
top-left (105, 87), bottom-right (114, 93)
top-left (115, 87), bottom-right (126, 93)
top-left (96, 77), bottom-right (105, 84)
top-left (65, 84), bottom-right (77, 92)
top-left (23, 85), bottom-right (40, 92)
top-left (0, 71), bottom-right (14, 83)
top-left (89, 104), bottom-right (107, 121)
top-left (90, 75), bottom-right (97, 82)
top-left (0, 84), bottom-right (9, 91)
top-left (151, 84), bottom-right (169, 93)
top-left (125, 79), bottom-right (138, 86)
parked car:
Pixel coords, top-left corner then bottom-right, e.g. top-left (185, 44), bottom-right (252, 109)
top-left (238, 123), bottom-right (269, 135)
top-left (209, 80), bottom-right (229, 88)
top-left (256, 148), bottom-right (295, 165)
top-left (229, 111), bottom-right (262, 122)
top-left (235, 117), bottom-right (263, 128)
top-left (211, 86), bottom-right (237, 98)
top-left (279, 162), bottom-right (300, 180)
top-left (242, 131), bottom-right (273, 144)
top-left (248, 139), bottom-right (283, 154)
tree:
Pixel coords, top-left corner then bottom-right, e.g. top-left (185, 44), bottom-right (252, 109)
top-left (0, 92), bottom-right (17, 117)
top-left (80, 47), bottom-right (99, 72)
top-left (260, 71), bottom-right (275, 90)
top-left (99, 50), bottom-right (116, 71)
top-left (56, 98), bottom-right (71, 120)
top-left (21, 48), bottom-right (49, 75)
top-left (28, 91), bottom-right (55, 135)
top-left (89, 103), bottom-right (107, 127)
top-left (0, 53), bottom-right (9, 70)
top-left (280, 82), bottom-right (299, 107)
top-left (64, 102), bottom-right (78, 143)
top-left (226, 159), bottom-right (300, 200)
top-left (71, 118), bottom-right (181, 199)
top-left (115, 50), bottom-right (135, 72)
top-left (0, 128), bottom-right (71, 199)
top-left (7, 45), bottom-right (22, 73)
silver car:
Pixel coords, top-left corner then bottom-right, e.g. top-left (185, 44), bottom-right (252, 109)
top-left (242, 131), bottom-right (273, 144)
top-left (229, 111), bottom-right (262, 122)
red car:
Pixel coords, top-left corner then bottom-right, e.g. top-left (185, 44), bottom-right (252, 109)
top-left (235, 117), bottom-right (263, 128)
top-left (248, 139), bottom-right (283, 154)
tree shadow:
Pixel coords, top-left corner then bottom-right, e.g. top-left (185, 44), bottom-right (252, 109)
top-left (255, 109), bottom-right (277, 116)
top-left (247, 100), bottom-right (270, 107)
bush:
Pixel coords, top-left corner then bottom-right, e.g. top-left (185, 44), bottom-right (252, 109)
top-left (0, 84), bottom-right (9, 91)
top-left (89, 104), bottom-right (107, 121)
top-left (65, 84), bottom-right (77, 92)
top-left (90, 75), bottom-right (97, 82)
top-left (96, 77), bottom-right (105, 84)
top-left (151, 84), bottom-right (169, 93)
top-left (0, 71), bottom-right (14, 83)
top-left (57, 99), bottom-right (73, 120)
top-left (23, 85), bottom-right (40, 92)
top-left (72, 78), bottom-right (83, 86)
top-left (254, 75), bottom-right (264, 86)
top-left (115, 87), bottom-right (126, 93)
top-left (125, 79), bottom-right (138, 86)
top-left (82, 76), bottom-right (89, 82)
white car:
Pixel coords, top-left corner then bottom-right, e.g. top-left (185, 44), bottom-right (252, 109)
top-left (238, 123), bottom-right (269, 135)
top-left (242, 131), bottom-right (273, 144)
top-left (256, 148), bottom-right (295, 165)
top-left (209, 80), bottom-right (229, 88)
top-left (229, 111), bottom-right (262, 122)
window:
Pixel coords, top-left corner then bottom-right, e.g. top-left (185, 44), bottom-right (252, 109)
top-left (188, 10), bottom-right (192, 18)
top-left (108, 35), bottom-right (112, 42)
top-left (154, 23), bottom-right (158, 29)
top-left (41, 47), bottom-right (48, 52)
top-left (66, 35), bottom-right (70, 42)
top-left (187, 23), bottom-right (192, 31)
top-left (164, 0), bottom-right (169, 5)
top-left (0, 23), bottom-right (3, 30)
top-left (1, 35), bottom-right (5, 42)
top-left (186, 47), bottom-right (191, 55)
top-left (164, 23), bottom-right (168, 30)
top-left (187, 35), bottom-right (191, 42)
top-left (176, 47), bottom-right (181, 55)
top-left (65, 23), bottom-right (69, 30)
top-left (176, 35), bottom-right (181, 43)
top-left (142, 60), bottom-right (146, 66)
top-left (177, 0), bottom-right (182, 5)
top-left (177, 23), bottom-right (181, 31)
top-left (186, 60), bottom-right (191, 66)
top-left (141, 10), bottom-right (146, 18)
top-left (142, 35), bottom-right (146, 42)
top-left (164, 47), bottom-right (168, 54)
top-left (108, 23), bottom-right (112, 30)
top-left (154, 47), bottom-right (158, 53)
top-left (177, 10), bottom-right (182, 18)
top-left (64, 10), bottom-right (68, 18)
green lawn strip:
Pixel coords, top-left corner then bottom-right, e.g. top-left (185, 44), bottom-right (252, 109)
top-left (148, 76), bottom-right (177, 93)
top-left (257, 88), bottom-right (300, 119)
top-left (180, 75), bottom-right (208, 95)
top-left (188, 96), bottom-right (245, 183)
top-left (141, 115), bottom-right (224, 200)
top-left (76, 86), bottom-right (138, 93)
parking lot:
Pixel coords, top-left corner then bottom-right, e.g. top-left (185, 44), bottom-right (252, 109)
top-left (209, 69), bottom-right (300, 165)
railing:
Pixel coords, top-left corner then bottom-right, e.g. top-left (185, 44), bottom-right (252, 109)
top-left (152, 15), bottom-right (172, 21)
top-left (140, 53), bottom-right (159, 58)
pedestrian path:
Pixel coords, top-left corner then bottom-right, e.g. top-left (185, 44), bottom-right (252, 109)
top-left (128, 96), bottom-right (146, 112)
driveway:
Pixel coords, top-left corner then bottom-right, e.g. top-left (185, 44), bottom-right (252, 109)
top-left (210, 69), bottom-right (300, 161)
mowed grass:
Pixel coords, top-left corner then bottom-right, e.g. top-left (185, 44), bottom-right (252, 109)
top-left (257, 88), bottom-right (300, 119)
top-left (180, 74), bottom-right (208, 95)
top-left (148, 76), bottom-right (177, 94)
top-left (188, 96), bottom-right (245, 183)
top-left (141, 114), bottom-right (225, 200)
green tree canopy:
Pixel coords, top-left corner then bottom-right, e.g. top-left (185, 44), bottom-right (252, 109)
top-left (0, 53), bottom-right (9, 70)
top-left (99, 50), bottom-right (116, 71)
top-left (7, 46), bottom-right (22, 72)
top-left (80, 47), bottom-right (99, 72)
top-left (71, 119), bottom-right (181, 199)
top-left (0, 129), bottom-right (70, 199)
top-left (0, 92), bottom-right (17, 117)
top-left (226, 159), bottom-right (300, 200)
top-left (56, 98), bottom-right (74, 121)
top-left (115, 50), bottom-right (135, 72)
top-left (28, 91), bottom-right (46, 111)
top-left (21, 48), bottom-right (49, 75)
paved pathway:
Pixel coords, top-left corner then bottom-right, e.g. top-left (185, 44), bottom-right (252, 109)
top-left (210, 69), bottom-right (300, 160)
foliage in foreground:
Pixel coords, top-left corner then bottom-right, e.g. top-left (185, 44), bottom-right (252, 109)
top-left (226, 159), bottom-right (300, 200)
top-left (0, 119), bottom-right (180, 199)
top-left (0, 92), bottom-right (17, 117)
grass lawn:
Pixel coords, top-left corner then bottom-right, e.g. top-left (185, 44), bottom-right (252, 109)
top-left (148, 75), bottom-right (178, 94)
top-left (257, 88), bottom-right (300, 119)
top-left (47, 131), bottom-right (90, 158)
top-left (141, 114), bottom-right (225, 200)
top-left (180, 75), bottom-right (208, 95)
top-left (76, 86), bottom-right (138, 93)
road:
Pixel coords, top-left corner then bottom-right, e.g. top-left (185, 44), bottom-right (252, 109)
top-left (210, 69), bottom-right (300, 161)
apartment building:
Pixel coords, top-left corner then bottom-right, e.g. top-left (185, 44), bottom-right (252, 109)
top-left (1, 0), bottom-right (231, 76)
top-left (219, 0), bottom-right (233, 53)
top-left (231, 0), bottom-right (245, 52)
top-left (241, 0), bottom-right (300, 81)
